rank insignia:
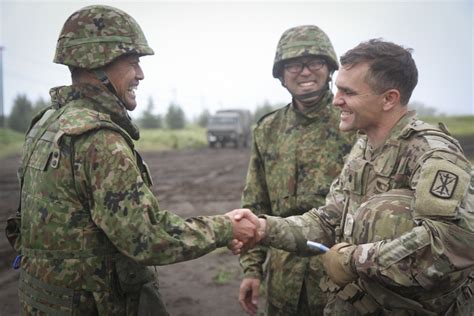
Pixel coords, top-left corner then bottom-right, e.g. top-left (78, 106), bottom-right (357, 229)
top-left (430, 170), bottom-right (458, 199)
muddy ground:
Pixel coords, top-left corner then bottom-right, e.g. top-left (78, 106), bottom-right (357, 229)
top-left (1, 137), bottom-right (473, 316)
top-left (0, 147), bottom-right (252, 316)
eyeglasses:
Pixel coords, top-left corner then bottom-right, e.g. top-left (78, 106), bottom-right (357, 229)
top-left (283, 59), bottom-right (326, 74)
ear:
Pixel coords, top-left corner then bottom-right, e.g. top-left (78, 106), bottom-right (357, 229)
top-left (382, 89), bottom-right (400, 111)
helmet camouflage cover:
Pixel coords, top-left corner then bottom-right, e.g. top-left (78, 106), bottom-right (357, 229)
top-left (54, 5), bottom-right (154, 69)
top-left (350, 189), bottom-right (416, 245)
top-left (273, 25), bottom-right (338, 78)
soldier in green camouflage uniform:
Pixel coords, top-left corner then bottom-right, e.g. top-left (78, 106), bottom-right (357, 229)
top-left (4, 5), bottom-right (259, 315)
top-left (238, 25), bottom-right (353, 316)
top-left (247, 39), bottom-right (474, 315)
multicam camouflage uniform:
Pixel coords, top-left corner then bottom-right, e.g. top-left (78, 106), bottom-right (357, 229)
top-left (263, 111), bottom-right (474, 315)
top-left (240, 25), bottom-right (353, 315)
top-left (6, 5), bottom-right (234, 315)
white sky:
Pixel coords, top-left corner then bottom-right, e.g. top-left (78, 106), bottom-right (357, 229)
top-left (1, 0), bottom-right (473, 121)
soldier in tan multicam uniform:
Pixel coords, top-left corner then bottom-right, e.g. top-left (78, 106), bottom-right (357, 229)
top-left (4, 5), bottom-right (260, 315)
top-left (238, 25), bottom-right (354, 316)
top-left (237, 39), bottom-right (474, 315)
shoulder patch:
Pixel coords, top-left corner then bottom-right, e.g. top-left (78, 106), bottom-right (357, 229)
top-left (430, 170), bottom-right (458, 199)
top-left (413, 157), bottom-right (470, 218)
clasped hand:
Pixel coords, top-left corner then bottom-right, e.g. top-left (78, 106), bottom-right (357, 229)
top-left (225, 209), bottom-right (266, 254)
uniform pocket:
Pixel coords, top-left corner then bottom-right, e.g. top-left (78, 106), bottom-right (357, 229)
top-left (114, 256), bottom-right (156, 294)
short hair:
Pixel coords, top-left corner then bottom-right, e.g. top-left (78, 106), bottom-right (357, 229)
top-left (340, 39), bottom-right (418, 105)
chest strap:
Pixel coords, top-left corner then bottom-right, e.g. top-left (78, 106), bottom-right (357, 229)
top-left (19, 269), bottom-right (75, 315)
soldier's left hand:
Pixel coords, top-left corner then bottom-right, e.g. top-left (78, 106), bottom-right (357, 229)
top-left (322, 242), bottom-right (358, 287)
top-left (228, 239), bottom-right (243, 255)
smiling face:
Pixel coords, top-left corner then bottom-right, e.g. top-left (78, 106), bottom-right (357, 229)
top-left (282, 56), bottom-right (330, 111)
top-left (333, 62), bottom-right (385, 134)
top-left (104, 54), bottom-right (144, 111)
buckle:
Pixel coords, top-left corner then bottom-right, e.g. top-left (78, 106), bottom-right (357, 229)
top-left (338, 283), bottom-right (365, 303)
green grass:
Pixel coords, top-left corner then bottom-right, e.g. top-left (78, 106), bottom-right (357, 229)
top-left (212, 269), bottom-right (235, 285)
top-left (420, 115), bottom-right (474, 137)
top-left (0, 126), bottom-right (208, 158)
top-left (0, 128), bottom-right (24, 159)
top-left (136, 126), bottom-right (207, 152)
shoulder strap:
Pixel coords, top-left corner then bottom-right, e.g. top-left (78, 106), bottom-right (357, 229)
top-left (17, 106), bottom-right (69, 213)
top-left (400, 120), bottom-right (463, 153)
top-left (256, 104), bottom-right (289, 125)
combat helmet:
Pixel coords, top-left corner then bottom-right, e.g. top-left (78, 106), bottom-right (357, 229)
top-left (54, 5), bottom-right (154, 69)
top-left (273, 25), bottom-right (338, 78)
top-left (348, 189), bottom-right (416, 245)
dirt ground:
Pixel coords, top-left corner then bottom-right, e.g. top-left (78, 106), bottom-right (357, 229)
top-left (1, 138), bottom-right (473, 316)
top-left (0, 147), bottom-right (252, 316)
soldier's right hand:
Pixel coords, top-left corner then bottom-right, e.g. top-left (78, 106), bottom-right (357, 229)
top-left (226, 209), bottom-right (267, 253)
top-left (239, 277), bottom-right (260, 315)
top-left (225, 209), bottom-right (260, 249)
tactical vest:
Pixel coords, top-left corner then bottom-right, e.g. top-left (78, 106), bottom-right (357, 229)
top-left (16, 102), bottom-right (160, 314)
top-left (332, 120), bottom-right (473, 315)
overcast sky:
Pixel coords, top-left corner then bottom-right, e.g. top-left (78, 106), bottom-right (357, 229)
top-left (1, 0), bottom-right (473, 120)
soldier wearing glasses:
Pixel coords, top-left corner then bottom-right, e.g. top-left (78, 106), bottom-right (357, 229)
top-left (238, 25), bottom-right (353, 316)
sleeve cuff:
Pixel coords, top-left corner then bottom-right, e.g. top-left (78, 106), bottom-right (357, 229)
top-left (259, 215), bottom-right (277, 246)
top-left (210, 215), bottom-right (234, 248)
top-left (243, 269), bottom-right (263, 280)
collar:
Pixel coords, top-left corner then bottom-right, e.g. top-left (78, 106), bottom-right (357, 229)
top-left (365, 110), bottom-right (417, 159)
top-left (290, 90), bottom-right (334, 123)
top-left (49, 84), bottom-right (140, 140)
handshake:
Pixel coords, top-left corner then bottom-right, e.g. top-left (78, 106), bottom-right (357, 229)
top-left (224, 209), bottom-right (265, 254)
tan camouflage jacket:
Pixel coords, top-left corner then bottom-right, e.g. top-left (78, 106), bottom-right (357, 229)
top-left (263, 111), bottom-right (474, 314)
top-left (17, 84), bottom-right (233, 314)
top-left (239, 91), bottom-right (353, 312)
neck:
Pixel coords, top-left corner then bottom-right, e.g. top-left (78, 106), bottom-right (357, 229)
top-left (366, 106), bottom-right (408, 149)
top-left (71, 69), bottom-right (101, 86)
top-left (294, 95), bottom-right (323, 112)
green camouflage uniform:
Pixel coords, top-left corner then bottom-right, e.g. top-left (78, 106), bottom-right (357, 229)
top-left (240, 89), bottom-right (353, 314)
top-left (15, 83), bottom-right (233, 315)
top-left (263, 111), bottom-right (474, 315)
top-left (6, 5), bottom-right (236, 315)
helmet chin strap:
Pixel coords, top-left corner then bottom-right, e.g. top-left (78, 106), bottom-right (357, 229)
top-left (281, 72), bottom-right (333, 102)
top-left (93, 68), bottom-right (130, 110)
top-left (290, 82), bottom-right (330, 107)
top-left (294, 83), bottom-right (328, 101)
top-left (93, 69), bottom-right (120, 98)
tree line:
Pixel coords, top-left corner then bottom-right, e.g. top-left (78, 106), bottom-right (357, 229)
top-left (7, 93), bottom-right (438, 134)
top-left (4, 94), bottom-right (284, 133)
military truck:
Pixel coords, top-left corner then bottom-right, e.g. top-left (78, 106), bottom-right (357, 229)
top-left (207, 109), bottom-right (252, 148)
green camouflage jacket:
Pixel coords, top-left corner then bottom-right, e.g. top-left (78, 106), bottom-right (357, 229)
top-left (17, 83), bottom-right (233, 315)
top-left (239, 90), bottom-right (353, 312)
top-left (263, 111), bottom-right (474, 315)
